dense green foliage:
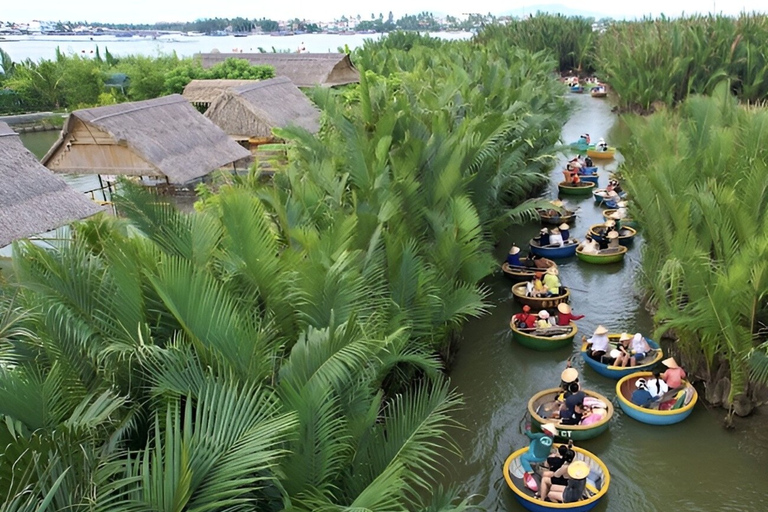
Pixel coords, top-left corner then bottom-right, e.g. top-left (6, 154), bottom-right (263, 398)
top-left (0, 32), bottom-right (567, 509)
top-left (0, 49), bottom-right (274, 112)
top-left (620, 86), bottom-right (768, 414)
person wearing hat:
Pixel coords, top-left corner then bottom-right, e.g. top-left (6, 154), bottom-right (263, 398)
top-left (543, 267), bottom-right (562, 296)
top-left (547, 460), bottom-right (590, 503)
top-left (597, 137), bottom-right (608, 151)
top-left (577, 235), bottom-right (599, 255)
top-left (513, 305), bottom-right (537, 329)
top-left (556, 303), bottom-right (584, 326)
top-left (584, 155), bottom-right (594, 167)
top-left (506, 245), bottom-right (522, 267)
top-left (661, 357), bottom-right (687, 388)
top-left (521, 423), bottom-right (557, 488)
top-left (559, 223), bottom-right (571, 242)
top-left (538, 228), bottom-right (550, 247)
top-left (613, 332), bottom-right (635, 367)
top-left (584, 325), bottom-right (610, 361)
top-left (548, 228), bottom-right (564, 247)
top-left (606, 230), bottom-right (620, 249)
top-left (536, 310), bottom-right (554, 329)
top-left (559, 367), bottom-right (579, 395)
top-left (631, 377), bottom-right (653, 407)
top-left (537, 448), bottom-right (576, 500)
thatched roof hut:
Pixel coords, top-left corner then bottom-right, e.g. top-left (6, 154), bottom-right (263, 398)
top-left (197, 53), bottom-right (359, 88)
top-left (0, 122), bottom-right (101, 247)
top-left (203, 77), bottom-right (320, 140)
top-left (182, 79), bottom-right (257, 110)
top-left (42, 95), bottom-right (251, 184)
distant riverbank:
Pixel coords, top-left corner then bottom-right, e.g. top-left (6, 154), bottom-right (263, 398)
top-left (0, 32), bottom-right (473, 62)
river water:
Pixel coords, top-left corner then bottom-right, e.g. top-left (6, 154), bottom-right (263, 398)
top-left (441, 93), bottom-right (768, 511)
top-left (0, 32), bottom-right (472, 62)
top-left (16, 94), bottom-right (768, 511)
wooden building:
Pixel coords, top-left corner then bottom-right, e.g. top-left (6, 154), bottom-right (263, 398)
top-left (197, 53), bottom-right (360, 88)
top-left (202, 77), bottom-right (320, 142)
top-left (182, 79), bottom-right (256, 112)
top-left (42, 95), bottom-right (251, 185)
top-left (0, 122), bottom-right (100, 247)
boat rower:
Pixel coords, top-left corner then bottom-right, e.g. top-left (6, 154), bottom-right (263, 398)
top-left (559, 223), bottom-right (571, 243)
top-left (506, 245), bottom-right (522, 267)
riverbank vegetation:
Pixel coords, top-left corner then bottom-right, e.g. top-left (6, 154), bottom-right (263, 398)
top-left (620, 86), bottom-right (768, 419)
top-left (0, 33), bottom-right (568, 508)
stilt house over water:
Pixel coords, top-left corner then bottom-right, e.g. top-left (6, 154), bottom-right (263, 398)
top-left (182, 79), bottom-right (256, 113)
top-left (197, 53), bottom-right (360, 88)
top-left (203, 77), bottom-right (321, 142)
top-left (42, 95), bottom-right (251, 185)
top-left (0, 122), bottom-right (101, 247)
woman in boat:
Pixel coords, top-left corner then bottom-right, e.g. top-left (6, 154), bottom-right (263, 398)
top-left (529, 272), bottom-right (548, 298)
top-left (559, 382), bottom-right (586, 425)
top-left (556, 303), bottom-right (584, 326)
top-left (521, 423), bottom-right (557, 488)
top-left (614, 333), bottom-right (637, 367)
top-left (537, 448), bottom-right (575, 500)
top-left (662, 357), bottom-right (687, 388)
top-left (597, 137), bottom-right (608, 151)
top-left (630, 378), bottom-right (653, 407)
top-left (506, 245), bottom-right (522, 267)
top-left (584, 155), bottom-right (594, 167)
top-left (578, 236), bottom-right (600, 255)
top-left (547, 460), bottom-right (591, 503)
top-left (543, 267), bottom-right (562, 296)
top-left (513, 305), bottom-right (537, 329)
top-left (538, 228), bottom-right (550, 247)
top-left (536, 310), bottom-right (554, 329)
top-left (584, 325), bottom-right (611, 361)
top-left (559, 223), bottom-right (571, 242)
top-left (629, 333), bottom-right (652, 365)
top-left (548, 228), bottom-right (564, 247)
top-left (646, 369), bottom-right (669, 399)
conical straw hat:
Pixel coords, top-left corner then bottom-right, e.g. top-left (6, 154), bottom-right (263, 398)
top-left (594, 325), bottom-right (608, 335)
top-left (663, 357), bottom-right (680, 369)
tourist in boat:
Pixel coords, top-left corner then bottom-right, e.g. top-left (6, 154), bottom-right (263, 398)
top-left (646, 369), bottom-right (670, 399)
top-left (537, 448), bottom-right (575, 500)
top-left (608, 211), bottom-right (623, 230)
top-left (529, 272), bottom-right (548, 298)
top-left (614, 333), bottom-right (634, 367)
top-left (506, 245), bottom-right (522, 267)
top-left (630, 378), bottom-right (653, 407)
top-left (662, 357), bottom-right (687, 388)
top-left (606, 230), bottom-right (620, 249)
top-left (628, 333), bottom-right (652, 365)
top-left (609, 178), bottom-right (623, 195)
top-left (605, 187), bottom-right (621, 205)
top-left (559, 223), bottom-right (571, 242)
top-left (597, 138), bottom-right (608, 151)
top-left (559, 382), bottom-right (586, 425)
top-left (513, 305), bottom-right (537, 329)
top-left (556, 303), bottom-right (584, 326)
top-left (584, 325), bottom-right (610, 361)
top-left (548, 228), bottom-right (564, 247)
top-left (521, 423), bottom-right (557, 488)
top-left (559, 367), bottom-right (579, 395)
top-left (543, 267), bottom-right (562, 296)
top-left (584, 155), bottom-right (594, 167)
top-left (581, 133), bottom-right (591, 144)
top-left (538, 228), bottom-right (550, 247)
top-left (536, 310), bottom-right (554, 329)
top-left (547, 460), bottom-right (590, 503)
top-left (578, 236), bottom-right (600, 254)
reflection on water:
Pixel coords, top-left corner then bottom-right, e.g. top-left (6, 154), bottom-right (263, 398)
top-left (441, 94), bottom-right (767, 511)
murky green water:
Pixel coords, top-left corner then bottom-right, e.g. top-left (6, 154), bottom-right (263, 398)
top-left (441, 94), bottom-right (768, 511)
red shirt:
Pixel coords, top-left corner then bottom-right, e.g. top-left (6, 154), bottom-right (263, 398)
top-left (557, 312), bottom-right (585, 326)
top-left (514, 313), bottom-right (536, 328)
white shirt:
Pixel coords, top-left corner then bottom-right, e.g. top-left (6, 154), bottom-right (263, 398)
top-left (582, 241), bottom-right (599, 254)
top-left (588, 333), bottom-right (610, 352)
top-left (646, 378), bottom-right (669, 398)
top-left (631, 334), bottom-right (648, 354)
top-left (548, 233), bottom-right (564, 247)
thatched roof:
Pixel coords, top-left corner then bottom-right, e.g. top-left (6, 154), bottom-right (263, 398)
top-left (182, 79), bottom-right (257, 105)
top-left (0, 122), bottom-right (101, 247)
top-left (42, 95), bottom-right (251, 184)
top-left (203, 77), bottom-right (320, 140)
top-left (197, 53), bottom-right (359, 88)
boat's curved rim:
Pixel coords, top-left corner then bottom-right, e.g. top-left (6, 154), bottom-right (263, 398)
top-left (602, 209), bottom-right (635, 224)
top-left (575, 245), bottom-right (628, 258)
top-left (503, 446), bottom-right (610, 509)
top-left (511, 282), bottom-right (571, 303)
top-left (587, 224), bottom-right (637, 239)
top-left (580, 336), bottom-right (664, 371)
top-left (510, 322), bottom-right (578, 341)
top-left (616, 372), bottom-right (698, 416)
top-left (558, 181), bottom-right (596, 190)
top-left (527, 387), bottom-right (614, 432)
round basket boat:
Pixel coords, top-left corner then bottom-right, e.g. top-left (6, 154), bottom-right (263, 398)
top-left (510, 321), bottom-right (577, 351)
top-left (502, 259), bottom-right (557, 282)
top-left (558, 181), bottom-right (596, 196)
top-left (616, 372), bottom-right (698, 425)
top-left (578, 174), bottom-right (598, 185)
top-left (504, 445), bottom-right (610, 512)
top-left (593, 189), bottom-right (626, 205)
top-left (528, 388), bottom-right (614, 440)
top-left (537, 208), bottom-right (576, 226)
top-left (580, 335), bottom-right (663, 379)
top-left (591, 90), bottom-right (607, 98)
top-left (602, 209), bottom-right (637, 229)
top-left (588, 224), bottom-right (637, 246)
top-left (576, 245), bottom-right (627, 264)
top-left (529, 238), bottom-right (579, 259)
top-left (511, 282), bottom-right (571, 309)
top-left (586, 147), bottom-right (616, 159)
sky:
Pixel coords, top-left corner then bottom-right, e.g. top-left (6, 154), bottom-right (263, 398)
top-left (3, 0), bottom-right (767, 24)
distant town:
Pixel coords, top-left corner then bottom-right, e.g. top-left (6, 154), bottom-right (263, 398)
top-left (0, 13), bottom-right (506, 37)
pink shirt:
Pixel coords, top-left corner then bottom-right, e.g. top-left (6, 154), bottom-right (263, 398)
top-left (663, 368), bottom-right (686, 388)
